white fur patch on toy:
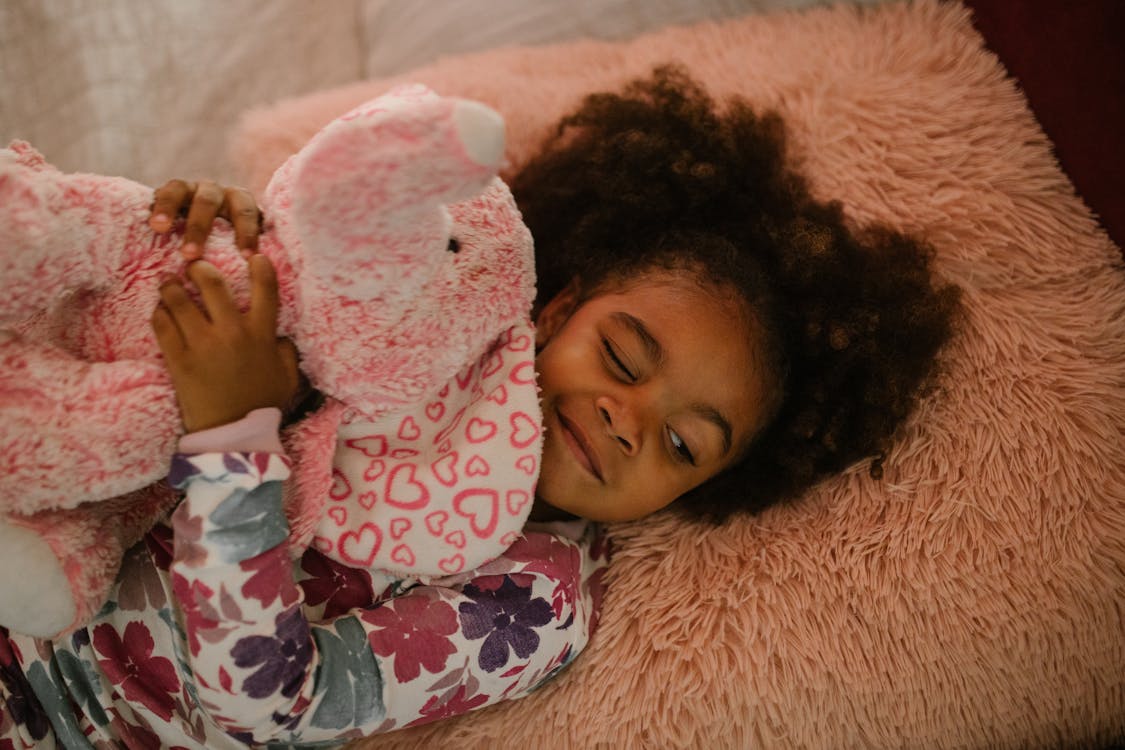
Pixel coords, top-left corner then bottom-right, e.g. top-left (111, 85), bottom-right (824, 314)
top-left (0, 517), bottom-right (75, 638)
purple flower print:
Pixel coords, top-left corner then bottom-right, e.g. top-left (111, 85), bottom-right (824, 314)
top-left (231, 608), bottom-right (312, 699)
top-left (0, 629), bottom-right (50, 742)
top-left (167, 453), bottom-right (202, 489)
top-left (458, 576), bottom-right (553, 673)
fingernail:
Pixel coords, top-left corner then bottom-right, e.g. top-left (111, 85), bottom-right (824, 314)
top-left (158, 272), bottom-right (178, 286)
top-left (150, 213), bottom-right (171, 230)
top-left (182, 242), bottom-right (200, 260)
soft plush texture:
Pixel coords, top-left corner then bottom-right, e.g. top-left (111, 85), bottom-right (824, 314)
top-left (0, 86), bottom-right (538, 637)
top-left (230, 1), bottom-right (1125, 747)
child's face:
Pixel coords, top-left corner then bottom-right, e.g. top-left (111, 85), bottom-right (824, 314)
top-left (532, 270), bottom-right (766, 522)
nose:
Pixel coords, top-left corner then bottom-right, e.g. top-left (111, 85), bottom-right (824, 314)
top-left (595, 394), bottom-right (642, 456)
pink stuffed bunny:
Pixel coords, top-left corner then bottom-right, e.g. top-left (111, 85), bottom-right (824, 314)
top-left (0, 84), bottom-right (540, 638)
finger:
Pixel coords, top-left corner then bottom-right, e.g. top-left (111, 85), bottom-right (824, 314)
top-left (224, 187), bottom-right (262, 256)
top-left (157, 277), bottom-right (209, 337)
top-left (182, 180), bottom-right (225, 260)
top-left (186, 260), bottom-right (241, 325)
top-left (150, 303), bottom-right (187, 360)
top-left (150, 179), bottom-right (194, 233)
top-left (278, 338), bottom-right (301, 400)
top-left (247, 254), bottom-right (281, 336)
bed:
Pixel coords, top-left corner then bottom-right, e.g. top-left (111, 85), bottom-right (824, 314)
top-left (4, 1), bottom-right (1124, 747)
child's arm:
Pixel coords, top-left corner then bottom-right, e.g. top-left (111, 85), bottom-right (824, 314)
top-left (155, 258), bottom-right (604, 741)
top-left (169, 449), bottom-right (601, 741)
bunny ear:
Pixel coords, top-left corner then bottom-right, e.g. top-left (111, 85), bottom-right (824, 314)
top-left (283, 86), bottom-right (506, 302)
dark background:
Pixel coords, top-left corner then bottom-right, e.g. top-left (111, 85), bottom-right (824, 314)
top-left (961, 0), bottom-right (1124, 254)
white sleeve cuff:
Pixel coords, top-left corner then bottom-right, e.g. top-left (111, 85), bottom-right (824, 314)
top-left (177, 408), bottom-right (285, 455)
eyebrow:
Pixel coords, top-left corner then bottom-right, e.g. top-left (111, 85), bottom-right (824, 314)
top-left (612, 312), bottom-right (734, 457)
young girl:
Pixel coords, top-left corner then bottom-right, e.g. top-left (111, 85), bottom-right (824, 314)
top-left (0, 68), bottom-right (959, 747)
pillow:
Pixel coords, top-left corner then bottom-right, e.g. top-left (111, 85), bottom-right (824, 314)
top-left (230, 1), bottom-right (1125, 747)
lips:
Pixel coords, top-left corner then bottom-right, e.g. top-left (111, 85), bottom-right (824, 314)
top-left (557, 410), bottom-right (604, 482)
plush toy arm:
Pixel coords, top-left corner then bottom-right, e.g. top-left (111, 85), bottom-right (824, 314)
top-left (0, 340), bottom-right (181, 515)
top-left (0, 142), bottom-right (150, 327)
top-left (0, 484), bottom-right (178, 638)
top-left (280, 86), bottom-right (505, 303)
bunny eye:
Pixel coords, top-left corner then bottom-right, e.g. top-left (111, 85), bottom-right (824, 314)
top-left (447, 238), bottom-right (461, 253)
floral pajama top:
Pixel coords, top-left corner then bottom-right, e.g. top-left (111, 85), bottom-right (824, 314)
top-left (1, 449), bottom-right (609, 749)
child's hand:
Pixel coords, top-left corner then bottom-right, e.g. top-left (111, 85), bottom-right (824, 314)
top-left (152, 256), bottom-right (300, 433)
top-left (149, 179), bottom-right (262, 260)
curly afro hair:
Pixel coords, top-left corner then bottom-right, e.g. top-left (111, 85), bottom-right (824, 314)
top-left (509, 65), bottom-right (962, 521)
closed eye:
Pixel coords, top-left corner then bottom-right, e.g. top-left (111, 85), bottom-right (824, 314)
top-left (602, 337), bottom-right (636, 382)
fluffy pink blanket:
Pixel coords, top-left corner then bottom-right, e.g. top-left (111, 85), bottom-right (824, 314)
top-left (230, 1), bottom-right (1125, 747)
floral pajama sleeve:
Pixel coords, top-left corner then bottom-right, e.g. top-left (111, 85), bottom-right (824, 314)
top-left (3, 450), bottom-right (608, 748)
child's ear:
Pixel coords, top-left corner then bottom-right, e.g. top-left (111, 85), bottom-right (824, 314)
top-left (534, 279), bottom-right (582, 348)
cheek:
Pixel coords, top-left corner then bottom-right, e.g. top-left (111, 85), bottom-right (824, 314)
top-left (535, 339), bottom-right (588, 392)
top-left (619, 463), bottom-right (697, 517)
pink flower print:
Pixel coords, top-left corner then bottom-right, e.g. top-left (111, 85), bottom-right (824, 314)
top-left (241, 545), bottom-right (301, 609)
top-left (407, 684), bottom-right (489, 728)
top-left (504, 533), bottom-right (579, 581)
top-left (108, 716), bottom-right (164, 750)
top-left (299, 550), bottom-right (375, 619)
top-left (504, 534), bottom-right (581, 617)
top-left (171, 573), bottom-right (219, 657)
top-left (364, 595), bottom-right (458, 682)
top-left (92, 622), bottom-right (181, 721)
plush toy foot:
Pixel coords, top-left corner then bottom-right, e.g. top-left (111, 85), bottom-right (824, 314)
top-left (0, 516), bottom-right (76, 638)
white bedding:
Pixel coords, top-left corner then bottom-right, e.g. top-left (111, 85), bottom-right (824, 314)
top-left (0, 0), bottom-right (880, 187)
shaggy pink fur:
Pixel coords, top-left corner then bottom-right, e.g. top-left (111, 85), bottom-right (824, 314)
top-left (0, 86), bottom-right (538, 636)
top-left (229, 1), bottom-right (1125, 747)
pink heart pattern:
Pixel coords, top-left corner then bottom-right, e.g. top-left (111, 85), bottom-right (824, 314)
top-left (439, 554), bottom-right (465, 574)
top-left (363, 459), bottom-right (385, 482)
top-left (515, 455), bottom-right (537, 476)
top-left (390, 517), bottom-right (411, 539)
top-left (465, 417), bottom-right (497, 443)
top-left (465, 455), bottom-right (490, 477)
top-left (430, 452), bottom-right (458, 487)
top-left (346, 435), bottom-right (387, 458)
top-left (384, 464), bottom-right (429, 509)
top-left (425, 510), bottom-right (448, 536)
top-left (454, 488), bottom-right (499, 538)
top-left (319, 321), bottom-right (541, 576)
top-left (339, 523), bottom-right (382, 567)
top-left (391, 544), bottom-right (416, 567)
top-left (397, 416), bottom-right (421, 441)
